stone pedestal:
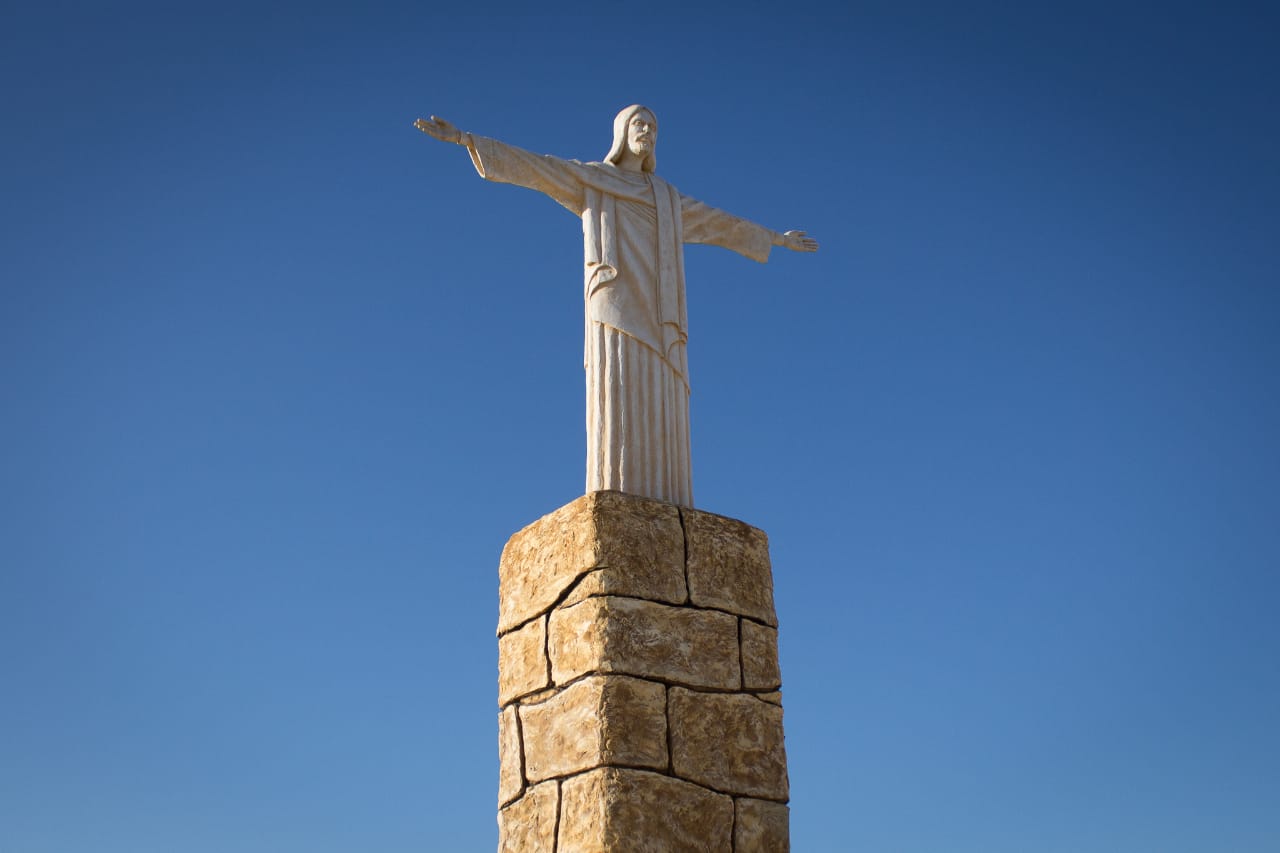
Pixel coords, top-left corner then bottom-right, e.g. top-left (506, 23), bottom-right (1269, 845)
top-left (496, 491), bottom-right (789, 853)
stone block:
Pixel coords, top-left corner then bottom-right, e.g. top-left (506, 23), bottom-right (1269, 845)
top-left (498, 615), bottom-right (549, 706)
top-left (558, 767), bottom-right (733, 853)
top-left (740, 620), bottom-right (781, 691)
top-left (498, 779), bottom-right (558, 853)
top-left (498, 491), bottom-right (686, 633)
top-left (520, 675), bottom-right (667, 783)
top-left (498, 705), bottom-right (523, 807)
top-left (562, 566), bottom-right (678, 609)
top-left (684, 508), bottom-right (777, 626)
top-left (735, 798), bottom-right (790, 852)
top-left (549, 596), bottom-right (739, 689)
top-left (669, 688), bottom-right (788, 800)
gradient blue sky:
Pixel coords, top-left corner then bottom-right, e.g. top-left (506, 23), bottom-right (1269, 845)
top-left (3, 2), bottom-right (1278, 850)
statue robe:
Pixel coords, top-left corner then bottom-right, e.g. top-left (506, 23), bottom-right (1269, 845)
top-left (465, 135), bottom-right (774, 506)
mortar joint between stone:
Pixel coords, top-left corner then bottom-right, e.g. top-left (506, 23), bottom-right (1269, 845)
top-left (730, 795), bottom-right (739, 853)
top-left (534, 760), bottom-right (694, 789)
top-left (559, 668), bottom-right (765, 696)
top-left (664, 771), bottom-right (791, 805)
top-left (664, 684), bottom-right (676, 776)
top-left (738, 612), bottom-right (779, 629)
top-left (498, 564), bottom-right (600, 638)
top-left (556, 589), bottom-right (767, 625)
top-left (550, 779), bottom-right (562, 853)
top-left (736, 617), bottom-right (746, 692)
top-left (515, 702), bottom-right (529, 793)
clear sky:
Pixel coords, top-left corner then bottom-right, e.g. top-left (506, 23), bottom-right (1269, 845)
top-left (3, 1), bottom-right (1278, 850)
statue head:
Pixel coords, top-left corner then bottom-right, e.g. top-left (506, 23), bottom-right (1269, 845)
top-left (605, 104), bottom-right (658, 173)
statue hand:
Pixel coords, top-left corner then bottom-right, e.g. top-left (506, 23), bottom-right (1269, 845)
top-left (414, 115), bottom-right (464, 144)
top-left (783, 230), bottom-right (819, 253)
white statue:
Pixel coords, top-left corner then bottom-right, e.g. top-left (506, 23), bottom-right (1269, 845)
top-left (415, 105), bottom-right (818, 507)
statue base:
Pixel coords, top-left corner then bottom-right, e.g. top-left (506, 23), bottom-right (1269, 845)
top-left (496, 491), bottom-right (789, 852)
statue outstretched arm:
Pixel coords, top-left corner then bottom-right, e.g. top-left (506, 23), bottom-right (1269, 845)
top-left (682, 197), bottom-right (820, 262)
top-left (773, 230), bottom-right (819, 252)
top-left (414, 115), bottom-right (469, 146)
top-left (413, 115), bottom-right (585, 214)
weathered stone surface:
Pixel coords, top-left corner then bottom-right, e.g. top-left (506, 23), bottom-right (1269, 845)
top-left (499, 491), bottom-right (686, 633)
top-left (498, 705), bottom-right (524, 807)
top-left (498, 779), bottom-right (558, 853)
top-left (560, 564), bottom-right (688, 609)
top-left (669, 688), bottom-right (788, 800)
top-left (740, 620), bottom-right (781, 691)
top-left (735, 798), bottom-right (790, 852)
top-left (558, 767), bottom-right (733, 853)
top-left (560, 568), bottom-right (610, 609)
top-left (549, 596), bottom-right (739, 689)
top-left (684, 508), bottom-right (777, 626)
top-left (498, 497), bottom-right (595, 634)
top-left (520, 686), bottom-right (557, 704)
top-left (496, 495), bottom-right (794, 849)
top-left (498, 615), bottom-right (549, 706)
top-left (520, 675), bottom-right (667, 783)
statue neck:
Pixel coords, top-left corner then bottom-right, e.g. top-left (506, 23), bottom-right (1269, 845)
top-left (614, 150), bottom-right (646, 172)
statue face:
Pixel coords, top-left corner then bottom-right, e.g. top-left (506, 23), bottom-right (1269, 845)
top-left (626, 111), bottom-right (657, 159)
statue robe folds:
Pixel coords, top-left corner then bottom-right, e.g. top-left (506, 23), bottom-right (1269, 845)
top-left (465, 136), bottom-right (774, 506)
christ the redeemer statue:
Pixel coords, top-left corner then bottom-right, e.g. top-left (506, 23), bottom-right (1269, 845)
top-left (415, 105), bottom-right (818, 507)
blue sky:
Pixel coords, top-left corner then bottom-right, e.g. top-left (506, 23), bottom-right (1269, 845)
top-left (2, 1), bottom-right (1278, 850)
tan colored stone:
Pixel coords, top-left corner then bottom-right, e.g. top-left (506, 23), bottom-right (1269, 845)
top-left (520, 675), bottom-right (667, 783)
top-left (498, 492), bottom-right (686, 633)
top-left (560, 568), bottom-right (609, 609)
top-left (669, 688), bottom-right (788, 800)
top-left (558, 767), bottom-right (733, 853)
top-left (498, 779), bottom-right (559, 853)
top-left (740, 620), bottom-right (781, 691)
top-left (520, 686), bottom-right (557, 704)
top-left (549, 596), bottom-right (739, 689)
top-left (498, 615), bottom-right (549, 706)
top-left (498, 705), bottom-right (524, 807)
top-left (757, 690), bottom-right (783, 706)
top-left (498, 497), bottom-right (595, 634)
top-left (735, 798), bottom-right (790, 852)
top-left (684, 508), bottom-right (777, 626)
